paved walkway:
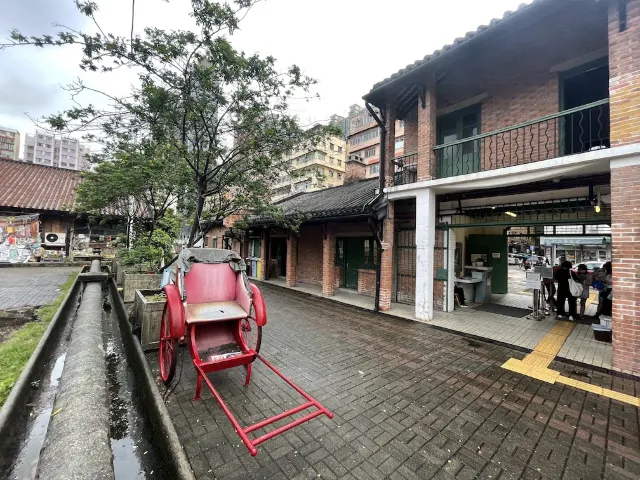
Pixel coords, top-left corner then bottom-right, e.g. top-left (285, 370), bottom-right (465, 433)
top-left (0, 267), bottom-right (79, 309)
top-left (149, 285), bottom-right (640, 480)
top-left (260, 278), bottom-right (613, 372)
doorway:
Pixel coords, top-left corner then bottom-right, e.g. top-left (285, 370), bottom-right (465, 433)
top-left (269, 238), bottom-right (287, 278)
top-left (561, 60), bottom-right (610, 155)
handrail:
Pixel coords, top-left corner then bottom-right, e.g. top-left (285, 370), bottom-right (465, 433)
top-left (393, 151), bottom-right (418, 163)
top-left (433, 98), bottom-right (610, 150)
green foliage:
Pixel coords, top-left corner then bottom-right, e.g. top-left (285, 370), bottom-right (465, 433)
top-left (3, 0), bottom-right (334, 246)
top-left (0, 273), bottom-right (78, 407)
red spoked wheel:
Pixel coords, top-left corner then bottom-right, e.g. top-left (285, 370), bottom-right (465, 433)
top-left (159, 303), bottom-right (177, 385)
top-left (240, 306), bottom-right (262, 356)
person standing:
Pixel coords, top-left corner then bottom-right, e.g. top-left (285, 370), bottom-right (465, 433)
top-left (594, 261), bottom-right (613, 319)
top-left (555, 260), bottom-right (577, 320)
top-left (575, 264), bottom-right (591, 320)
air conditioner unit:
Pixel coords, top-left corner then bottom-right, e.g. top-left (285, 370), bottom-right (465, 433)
top-left (44, 232), bottom-right (66, 246)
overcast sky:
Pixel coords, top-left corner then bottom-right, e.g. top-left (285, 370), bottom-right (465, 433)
top-left (0, 0), bottom-right (530, 157)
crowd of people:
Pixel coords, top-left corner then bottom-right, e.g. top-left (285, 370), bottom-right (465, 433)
top-left (552, 260), bottom-right (612, 321)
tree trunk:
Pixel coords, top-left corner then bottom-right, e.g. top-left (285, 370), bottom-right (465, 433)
top-left (187, 193), bottom-right (206, 247)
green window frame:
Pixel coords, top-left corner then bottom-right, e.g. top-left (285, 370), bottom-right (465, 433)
top-left (213, 237), bottom-right (218, 248)
top-left (436, 104), bottom-right (481, 178)
top-left (361, 238), bottom-right (378, 269)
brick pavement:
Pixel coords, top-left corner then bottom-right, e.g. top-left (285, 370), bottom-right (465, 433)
top-left (148, 284), bottom-right (640, 480)
top-left (0, 267), bottom-right (79, 309)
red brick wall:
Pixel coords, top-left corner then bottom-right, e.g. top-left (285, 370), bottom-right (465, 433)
top-left (296, 225), bottom-right (323, 286)
top-left (609, 0), bottom-right (640, 146)
top-left (611, 165), bottom-right (640, 375)
top-left (379, 202), bottom-right (395, 310)
top-left (417, 89), bottom-right (437, 181)
top-left (404, 107), bottom-right (418, 153)
top-left (286, 234), bottom-right (297, 287)
top-left (357, 269), bottom-right (376, 297)
top-left (322, 228), bottom-right (336, 295)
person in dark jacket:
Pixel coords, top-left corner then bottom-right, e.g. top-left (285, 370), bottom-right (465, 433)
top-left (555, 260), bottom-right (577, 320)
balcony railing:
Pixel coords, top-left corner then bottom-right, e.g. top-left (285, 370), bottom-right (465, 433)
top-left (393, 151), bottom-right (418, 186)
top-left (433, 99), bottom-right (610, 179)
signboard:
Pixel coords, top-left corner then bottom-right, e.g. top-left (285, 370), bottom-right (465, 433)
top-left (525, 272), bottom-right (542, 289)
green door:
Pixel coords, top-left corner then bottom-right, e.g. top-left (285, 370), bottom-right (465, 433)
top-left (344, 238), bottom-right (364, 289)
top-left (466, 234), bottom-right (508, 294)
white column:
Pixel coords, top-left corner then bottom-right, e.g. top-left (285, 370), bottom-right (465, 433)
top-left (447, 229), bottom-right (456, 312)
top-left (415, 188), bottom-right (436, 320)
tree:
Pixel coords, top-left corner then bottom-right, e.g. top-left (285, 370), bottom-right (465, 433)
top-left (3, 0), bottom-right (333, 246)
top-left (75, 140), bottom-right (191, 247)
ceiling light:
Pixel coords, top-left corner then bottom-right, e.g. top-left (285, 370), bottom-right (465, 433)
top-left (505, 211), bottom-right (517, 217)
top-left (595, 205), bottom-right (601, 213)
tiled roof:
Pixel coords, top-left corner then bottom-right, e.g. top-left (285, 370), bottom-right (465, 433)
top-left (275, 178), bottom-right (379, 220)
top-left (0, 159), bottom-right (82, 212)
top-left (366, 0), bottom-right (542, 96)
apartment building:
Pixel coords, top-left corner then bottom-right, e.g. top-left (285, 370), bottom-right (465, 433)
top-left (23, 131), bottom-right (90, 171)
top-left (346, 104), bottom-right (404, 178)
top-left (0, 126), bottom-right (20, 161)
top-left (271, 132), bottom-right (347, 201)
top-left (360, 0), bottom-right (640, 376)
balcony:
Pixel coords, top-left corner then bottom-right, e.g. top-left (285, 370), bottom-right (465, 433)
top-left (393, 152), bottom-right (418, 185)
top-left (433, 99), bottom-right (610, 179)
top-left (392, 100), bottom-right (610, 186)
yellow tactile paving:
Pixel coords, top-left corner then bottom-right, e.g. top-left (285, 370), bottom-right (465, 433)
top-left (501, 320), bottom-right (640, 407)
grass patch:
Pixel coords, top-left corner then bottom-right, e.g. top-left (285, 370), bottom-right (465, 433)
top-left (0, 272), bottom-right (78, 407)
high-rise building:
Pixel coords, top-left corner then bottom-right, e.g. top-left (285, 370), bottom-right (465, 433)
top-left (345, 104), bottom-right (404, 178)
top-left (23, 131), bottom-right (90, 170)
top-left (0, 126), bottom-right (20, 161)
top-left (272, 128), bottom-right (347, 202)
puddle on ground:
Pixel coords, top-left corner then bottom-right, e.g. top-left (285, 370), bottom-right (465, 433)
top-left (49, 353), bottom-right (66, 388)
top-left (8, 352), bottom-right (66, 480)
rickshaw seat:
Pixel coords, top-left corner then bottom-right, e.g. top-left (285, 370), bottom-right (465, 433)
top-left (183, 262), bottom-right (251, 324)
top-left (186, 301), bottom-right (247, 323)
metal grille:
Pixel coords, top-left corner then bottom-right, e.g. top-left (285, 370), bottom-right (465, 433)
top-left (395, 229), bottom-right (416, 305)
top-left (433, 99), bottom-right (610, 179)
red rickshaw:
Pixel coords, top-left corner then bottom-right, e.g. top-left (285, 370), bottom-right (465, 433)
top-left (159, 248), bottom-right (332, 456)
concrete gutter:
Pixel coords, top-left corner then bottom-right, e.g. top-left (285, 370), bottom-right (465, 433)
top-left (37, 260), bottom-right (114, 479)
top-left (108, 274), bottom-right (196, 479)
top-left (0, 266), bottom-right (84, 474)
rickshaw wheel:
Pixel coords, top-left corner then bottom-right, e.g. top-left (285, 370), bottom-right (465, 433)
top-left (240, 306), bottom-right (262, 357)
top-left (159, 303), bottom-right (177, 385)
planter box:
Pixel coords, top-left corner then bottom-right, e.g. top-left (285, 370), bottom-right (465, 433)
top-left (123, 272), bottom-right (162, 302)
top-left (135, 289), bottom-right (166, 350)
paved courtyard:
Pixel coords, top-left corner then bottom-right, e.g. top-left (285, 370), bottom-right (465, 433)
top-left (149, 284), bottom-right (640, 480)
top-left (0, 266), bottom-right (79, 310)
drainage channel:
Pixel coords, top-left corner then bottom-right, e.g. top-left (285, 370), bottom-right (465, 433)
top-left (4, 290), bottom-right (81, 480)
top-left (4, 282), bottom-right (168, 479)
top-left (103, 291), bottom-right (169, 479)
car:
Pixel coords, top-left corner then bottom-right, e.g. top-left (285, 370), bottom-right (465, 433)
top-left (508, 253), bottom-right (519, 265)
top-left (572, 261), bottom-right (605, 274)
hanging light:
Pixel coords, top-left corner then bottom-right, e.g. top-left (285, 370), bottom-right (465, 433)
top-left (594, 192), bottom-right (601, 213)
top-left (505, 211), bottom-right (517, 217)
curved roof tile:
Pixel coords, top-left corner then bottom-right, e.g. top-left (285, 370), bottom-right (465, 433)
top-left (0, 159), bottom-right (82, 212)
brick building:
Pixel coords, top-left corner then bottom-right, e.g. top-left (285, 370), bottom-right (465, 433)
top-left (244, 156), bottom-right (416, 305)
top-left (361, 0), bottom-right (640, 376)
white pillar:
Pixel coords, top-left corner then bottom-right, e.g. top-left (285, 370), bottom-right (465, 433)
top-left (447, 229), bottom-right (456, 312)
top-left (415, 188), bottom-right (436, 320)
